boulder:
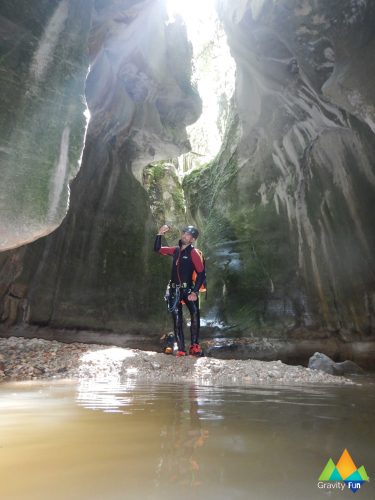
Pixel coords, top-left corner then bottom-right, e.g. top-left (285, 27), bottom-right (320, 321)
top-left (333, 360), bottom-right (364, 376)
top-left (308, 352), bottom-right (363, 375)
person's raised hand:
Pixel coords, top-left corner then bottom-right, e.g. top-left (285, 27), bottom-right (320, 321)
top-left (158, 224), bottom-right (170, 235)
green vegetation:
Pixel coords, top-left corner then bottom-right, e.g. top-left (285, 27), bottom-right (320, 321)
top-left (182, 110), bottom-right (298, 330)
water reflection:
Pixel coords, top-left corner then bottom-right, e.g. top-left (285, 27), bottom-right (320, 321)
top-left (155, 386), bottom-right (209, 490)
top-left (0, 380), bottom-right (374, 499)
top-left (76, 381), bottom-right (211, 488)
top-left (76, 379), bottom-right (137, 413)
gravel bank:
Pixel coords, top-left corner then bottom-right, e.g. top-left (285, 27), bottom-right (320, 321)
top-left (0, 337), bottom-right (353, 386)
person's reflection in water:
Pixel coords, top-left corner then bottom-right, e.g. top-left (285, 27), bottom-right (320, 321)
top-left (156, 385), bottom-right (209, 490)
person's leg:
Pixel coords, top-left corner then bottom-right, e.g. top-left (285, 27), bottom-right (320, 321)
top-left (184, 295), bottom-right (200, 347)
top-left (172, 301), bottom-right (186, 353)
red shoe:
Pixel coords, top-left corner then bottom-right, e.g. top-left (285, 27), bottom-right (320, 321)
top-left (176, 351), bottom-right (186, 357)
top-left (189, 343), bottom-right (202, 356)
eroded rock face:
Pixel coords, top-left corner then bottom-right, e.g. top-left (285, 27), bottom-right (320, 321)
top-left (85, 0), bottom-right (201, 181)
top-left (185, 0), bottom-right (375, 336)
top-left (0, 0), bottom-right (201, 333)
top-left (0, 0), bottom-right (93, 251)
top-left (143, 160), bottom-right (187, 242)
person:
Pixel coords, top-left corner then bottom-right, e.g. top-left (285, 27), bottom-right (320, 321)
top-left (154, 224), bottom-right (206, 357)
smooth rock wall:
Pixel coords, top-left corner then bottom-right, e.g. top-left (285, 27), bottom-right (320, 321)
top-left (184, 0), bottom-right (375, 336)
top-left (0, 0), bottom-right (92, 250)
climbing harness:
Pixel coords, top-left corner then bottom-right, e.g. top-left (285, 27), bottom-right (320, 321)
top-left (165, 283), bottom-right (181, 313)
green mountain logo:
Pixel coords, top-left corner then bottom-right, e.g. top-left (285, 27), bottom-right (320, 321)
top-left (318, 449), bottom-right (369, 493)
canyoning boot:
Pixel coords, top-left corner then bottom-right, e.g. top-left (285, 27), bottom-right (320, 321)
top-left (162, 333), bottom-right (175, 354)
top-left (176, 351), bottom-right (187, 357)
top-left (189, 343), bottom-right (203, 357)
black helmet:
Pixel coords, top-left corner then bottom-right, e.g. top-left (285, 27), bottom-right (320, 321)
top-left (182, 225), bottom-right (199, 239)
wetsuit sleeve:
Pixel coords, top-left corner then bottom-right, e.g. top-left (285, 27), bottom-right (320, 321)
top-left (191, 248), bottom-right (206, 293)
top-left (154, 235), bottom-right (162, 252)
top-left (154, 235), bottom-right (176, 256)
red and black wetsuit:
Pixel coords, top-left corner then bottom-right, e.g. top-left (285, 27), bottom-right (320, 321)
top-left (154, 235), bottom-right (206, 352)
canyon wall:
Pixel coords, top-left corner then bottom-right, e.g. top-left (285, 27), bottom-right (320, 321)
top-left (0, 0), bottom-right (92, 250)
top-left (0, 0), bottom-right (200, 339)
top-left (1, 0), bottom-right (374, 351)
top-left (184, 0), bottom-right (375, 337)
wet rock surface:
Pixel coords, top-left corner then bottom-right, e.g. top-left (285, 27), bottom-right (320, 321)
top-left (0, 337), bottom-right (353, 386)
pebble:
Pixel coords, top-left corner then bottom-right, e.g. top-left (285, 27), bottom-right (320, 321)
top-left (0, 337), bottom-right (94, 381)
top-left (0, 336), bottom-right (354, 386)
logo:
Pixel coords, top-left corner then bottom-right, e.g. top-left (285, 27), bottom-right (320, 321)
top-left (318, 449), bottom-right (369, 493)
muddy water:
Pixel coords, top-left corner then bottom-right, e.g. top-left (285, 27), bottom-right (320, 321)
top-left (1, 379), bottom-right (374, 500)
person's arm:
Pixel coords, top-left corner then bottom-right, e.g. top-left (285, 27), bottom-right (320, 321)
top-left (188, 249), bottom-right (206, 299)
top-left (154, 225), bottom-right (176, 256)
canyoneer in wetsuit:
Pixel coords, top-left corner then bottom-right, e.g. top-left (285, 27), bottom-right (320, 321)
top-left (154, 224), bottom-right (206, 357)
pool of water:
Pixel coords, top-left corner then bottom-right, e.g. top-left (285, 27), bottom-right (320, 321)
top-left (0, 378), bottom-right (374, 499)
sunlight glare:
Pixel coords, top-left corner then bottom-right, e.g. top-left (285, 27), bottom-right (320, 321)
top-left (165, 0), bottom-right (235, 169)
top-left (166, 0), bottom-right (217, 26)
